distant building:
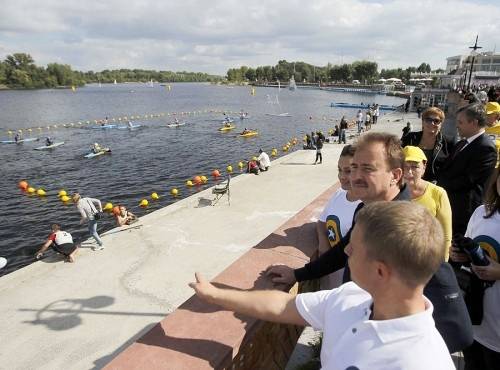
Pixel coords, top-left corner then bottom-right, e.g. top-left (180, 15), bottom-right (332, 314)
top-left (442, 51), bottom-right (500, 88)
top-left (446, 51), bottom-right (500, 74)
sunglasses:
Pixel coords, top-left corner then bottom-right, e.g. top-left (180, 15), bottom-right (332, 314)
top-left (424, 117), bottom-right (442, 125)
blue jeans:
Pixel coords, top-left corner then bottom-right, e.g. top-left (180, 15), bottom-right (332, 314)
top-left (88, 219), bottom-right (103, 246)
top-left (340, 129), bottom-right (346, 144)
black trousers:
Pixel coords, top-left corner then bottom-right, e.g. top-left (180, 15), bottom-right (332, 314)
top-left (315, 151), bottom-right (322, 163)
top-left (464, 340), bottom-right (500, 370)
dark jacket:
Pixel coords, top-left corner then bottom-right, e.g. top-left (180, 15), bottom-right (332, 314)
top-left (436, 133), bottom-right (497, 235)
top-left (401, 131), bottom-right (454, 183)
top-left (294, 185), bottom-right (473, 353)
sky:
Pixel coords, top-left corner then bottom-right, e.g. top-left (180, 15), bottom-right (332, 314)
top-left (0, 0), bottom-right (499, 75)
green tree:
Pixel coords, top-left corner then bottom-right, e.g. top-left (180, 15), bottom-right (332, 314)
top-left (352, 61), bottom-right (378, 83)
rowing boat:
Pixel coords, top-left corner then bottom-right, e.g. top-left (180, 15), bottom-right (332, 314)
top-left (166, 122), bottom-right (186, 128)
top-left (84, 149), bottom-right (111, 158)
top-left (218, 125), bottom-right (236, 132)
top-left (91, 124), bottom-right (117, 129)
top-left (1, 138), bottom-right (39, 144)
top-left (239, 131), bottom-right (258, 138)
top-left (265, 113), bottom-right (292, 117)
top-left (117, 124), bottom-right (142, 130)
top-left (34, 142), bottom-right (65, 150)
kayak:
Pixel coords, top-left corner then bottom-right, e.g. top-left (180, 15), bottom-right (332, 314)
top-left (265, 113), bottom-right (292, 117)
top-left (34, 141), bottom-right (65, 150)
top-left (92, 124), bottom-right (117, 129)
top-left (219, 125), bottom-right (236, 131)
top-left (1, 137), bottom-right (39, 144)
top-left (117, 124), bottom-right (142, 130)
top-left (166, 122), bottom-right (186, 128)
top-left (84, 149), bottom-right (111, 158)
top-left (239, 131), bottom-right (258, 138)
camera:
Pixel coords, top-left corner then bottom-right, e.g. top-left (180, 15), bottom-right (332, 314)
top-left (452, 234), bottom-right (490, 266)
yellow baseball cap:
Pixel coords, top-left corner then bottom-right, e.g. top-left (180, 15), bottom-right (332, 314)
top-left (403, 146), bottom-right (427, 163)
top-left (485, 102), bottom-right (500, 115)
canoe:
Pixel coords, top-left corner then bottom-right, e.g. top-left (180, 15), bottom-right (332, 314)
top-left (239, 131), bottom-right (258, 138)
top-left (34, 142), bottom-right (65, 150)
top-left (84, 149), bottom-right (111, 158)
top-left (117, 124), bottom-right (142, 130)
top-left (1, 137), bottom-right (39, 144)
top-left (219, 125), bottom-right (236, 131)
top-left (166, 122), bottom-right (186, 128)
top-left (91, 124), bottom-right (117, 129)
top-left (265, 113), bottom-right (292, 117)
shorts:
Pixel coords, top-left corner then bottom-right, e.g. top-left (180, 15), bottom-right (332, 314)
top-left (52, 243), bottom-right (77, 256)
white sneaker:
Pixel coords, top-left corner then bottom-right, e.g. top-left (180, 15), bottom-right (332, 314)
top-left (93, 245), bottom-right (105, 251)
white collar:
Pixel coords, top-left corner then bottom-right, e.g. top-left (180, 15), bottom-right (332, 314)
top-left (363, 297), bottom-right (435, 344)
top-left (465, 129), bottom-right (485, 144)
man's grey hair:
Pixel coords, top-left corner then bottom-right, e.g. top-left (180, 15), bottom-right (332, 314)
top-left (457, 102), bottom-right (487, 127)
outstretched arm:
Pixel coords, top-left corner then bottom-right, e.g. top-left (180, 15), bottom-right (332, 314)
top-left (36, 239), bottom-right (53, 259)
top-left (189, 273), bottom-right (307, 326)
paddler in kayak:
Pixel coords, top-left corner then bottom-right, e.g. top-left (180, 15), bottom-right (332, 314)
top-left (45, 137), bottom-right (54, 146)
top-left (91, 142), bottom-right (103, 154)
top-left (241, 128), bottom-right (251, 135)
top-left (14, 132), bottom-right (21, 143)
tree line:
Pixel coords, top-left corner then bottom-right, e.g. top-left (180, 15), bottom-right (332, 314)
top-left (226, 60), bottom-right (445, 84)
top-left (0, 53), bottom-right (222, 89)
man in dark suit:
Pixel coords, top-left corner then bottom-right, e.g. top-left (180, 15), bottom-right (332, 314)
top-left (437, 103), bottom-right (497, 235)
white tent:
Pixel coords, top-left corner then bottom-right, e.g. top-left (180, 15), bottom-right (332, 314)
top-left (386, 77), bottom-right (402, 82)
top-left (377, 78), bottom-right (387, 82)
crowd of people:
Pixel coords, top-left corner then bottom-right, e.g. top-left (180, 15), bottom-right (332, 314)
top-left (191, 94), bottom-right (500, 369)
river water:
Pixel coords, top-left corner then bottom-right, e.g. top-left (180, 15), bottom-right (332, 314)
top-left (0, 83), bottom-right (405, 275)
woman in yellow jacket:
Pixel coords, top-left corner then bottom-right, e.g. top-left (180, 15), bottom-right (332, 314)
top-left (403, 146), bottom-right (452, 260)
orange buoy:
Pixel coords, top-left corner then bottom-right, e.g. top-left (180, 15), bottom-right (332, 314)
top-left (193, 176), bottom-right (202, 185)
top-left (211, 169), bottom-right (220, 178)
top-left (18, 181), bottom-right (29, 190)
top-left (112, 206), bottom-right (121, 216)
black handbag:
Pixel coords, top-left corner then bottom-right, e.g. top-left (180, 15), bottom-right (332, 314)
top-left (87, 199), bottom-right (102, 220)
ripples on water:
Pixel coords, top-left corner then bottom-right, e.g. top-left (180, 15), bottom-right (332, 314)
top-left (0, 83), bottom-right (404, 275)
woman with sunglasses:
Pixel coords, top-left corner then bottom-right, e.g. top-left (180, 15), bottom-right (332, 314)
top-left (401, 107), bottom-right (454, 182)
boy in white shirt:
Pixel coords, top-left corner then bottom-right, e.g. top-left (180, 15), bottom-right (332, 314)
top-left (190, 201), bottom-right (454, 370)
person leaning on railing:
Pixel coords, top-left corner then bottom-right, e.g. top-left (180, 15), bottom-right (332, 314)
top-left (401, 107), bottom-right (454, 183)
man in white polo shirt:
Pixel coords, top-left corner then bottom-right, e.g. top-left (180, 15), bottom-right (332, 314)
top-left (190, 201), bottom-right (454, 370)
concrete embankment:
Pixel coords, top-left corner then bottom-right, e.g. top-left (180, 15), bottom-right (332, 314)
top-left (0, 112), bottom-right (419, 370)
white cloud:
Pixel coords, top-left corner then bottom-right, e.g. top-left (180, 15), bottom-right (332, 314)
top-left (0, 0), bottom-right (498, 74)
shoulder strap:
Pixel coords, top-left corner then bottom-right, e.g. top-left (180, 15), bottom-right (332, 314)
top-left (86, 198), bottom-right (98, 215)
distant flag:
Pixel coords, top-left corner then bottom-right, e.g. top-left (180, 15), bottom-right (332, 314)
top-left (71, 86), bottom-right (76, 92)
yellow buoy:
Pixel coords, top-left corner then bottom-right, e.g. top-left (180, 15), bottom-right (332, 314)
top-left (200, 175), bottom-right (208, 184)
top-left (103, 202), bottom-right (113, 211)
top-left (151, 192), bottom-right (159, 200)
top-left (140, 199), bottom-right (149, 207)
top-left (238, 161), bottom-right (244, 169)
top-left (36, 189), bottom-right (46, 196)
top-left (171, 188), bottom-right (179, 196)
top-left (252, 156), bottom-right (258, 161)
top-left (186, 180), bottom-right (194, 187)
top-left (226, 165), bottom-right (233, 173)
top-left (58, 190), bottom-right (67, 197)
top-left (61, 195), bottom-right (71, 202)
top-left (27, 187), bottom-right (36, 194)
